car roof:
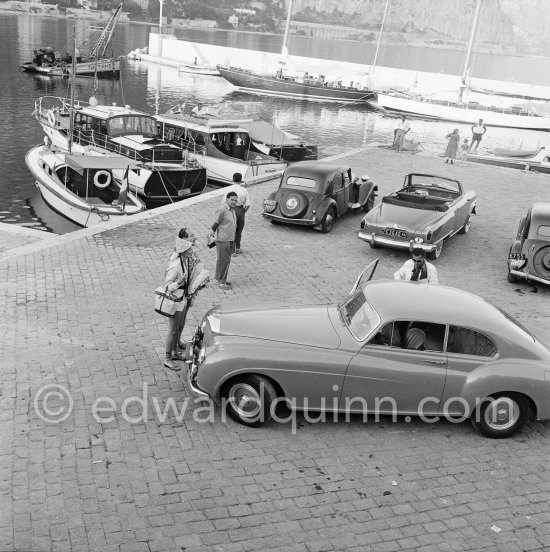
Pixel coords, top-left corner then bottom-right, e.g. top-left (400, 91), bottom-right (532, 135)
top-left (363, 280), bottom-right (530, 341)
top-left (530, 202), bottom-right (550, 225)
top-left (284, 161), bottom-right (348, 179)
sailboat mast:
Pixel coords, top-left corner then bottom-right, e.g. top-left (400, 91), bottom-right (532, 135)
top-left (371, 0), bottom-right (390, 86)
top-left (461, 0), bottom-right (482, 84)
top-left (68, 29), bottom-right (77, 155)
top-left (281, 0), bottom-right (293, 57)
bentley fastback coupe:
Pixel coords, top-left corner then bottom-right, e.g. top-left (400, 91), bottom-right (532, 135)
top-left (184, 262), bottom-right (550, 438)
top-left (263, 161), bottom-right (377, 233)
top-left (358, 173), bottom-right (476, 259)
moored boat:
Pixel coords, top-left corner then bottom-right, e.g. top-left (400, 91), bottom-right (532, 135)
top-left (217, 65), bottom-right (376, 104)
top-left (19, 1), bottom-right (125, 78)
top-left (25, 145), bottom-right (145, 227)
top-left (494, 147), bottom-right (541, 158)
top-left (156, 105), bottom-right (288, 185)
top-left (466, 148), bottom-right (550, 173)
top-left (34, 96), bottom-right (208, 205)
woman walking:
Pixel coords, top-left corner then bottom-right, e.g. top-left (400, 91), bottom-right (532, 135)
top-left (444, 129), bottom-right (460, 164)
top-left (163, 228), bottom-right (197, 371)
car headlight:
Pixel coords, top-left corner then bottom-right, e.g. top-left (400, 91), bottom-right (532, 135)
top-left (510, 259), bottom-right (527, 270)
top-left (263, 199), bottom-right (276, 213)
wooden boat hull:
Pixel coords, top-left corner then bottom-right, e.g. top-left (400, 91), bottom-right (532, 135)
top-left (20, 57), bottom-right (121, 77)
top-left (376, 93), bottom-right (550, 131)
top-left (466, 153), bottom-right (550, 174)
top-left (494, 147), bottom-right (540, 158)
top-left (217, 65), bottom-right (376, 104)
top-left (178, 63), bottom-right (220, 76)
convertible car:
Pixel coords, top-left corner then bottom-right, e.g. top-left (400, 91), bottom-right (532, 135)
top-left (184, 262), bottom-right (550, 438)
top-left (358, 173), bottom-right (476, 259)
top-left (263, 161), bottom-right (377, 233)
top-left (508, 203), bottom-right (550, 286)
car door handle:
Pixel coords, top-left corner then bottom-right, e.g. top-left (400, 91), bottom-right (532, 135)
top-left (425, 360), bottom-right (446, 365)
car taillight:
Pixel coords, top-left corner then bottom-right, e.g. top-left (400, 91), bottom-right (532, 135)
top-left (263, 199), bottom-right (276, 213)
top-left (361, 220), bottom-right (366, 229)
top-left (426, 230), bottom-right (433, 241)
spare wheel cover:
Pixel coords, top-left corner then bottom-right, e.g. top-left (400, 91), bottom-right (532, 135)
top-left (532, 244), bottom-right (550, 279)
top-left (280, 191), bottom-right (308, 218)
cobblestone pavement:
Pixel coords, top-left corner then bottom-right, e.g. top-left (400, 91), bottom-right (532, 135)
top-left (1, 147), bottom-right (549, 552)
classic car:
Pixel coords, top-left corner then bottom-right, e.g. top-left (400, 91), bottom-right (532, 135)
top-left (263, 161), bottom-right (377, 233)
top-left (184, 261), bottom-right (550, 438)
top-left (358, 173), bottom-right (476, 259)
top-left (508, 203), bottom-right (550, 285)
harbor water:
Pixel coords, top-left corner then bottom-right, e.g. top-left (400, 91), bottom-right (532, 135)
top-left (2, 13), bottom-right (550, 233)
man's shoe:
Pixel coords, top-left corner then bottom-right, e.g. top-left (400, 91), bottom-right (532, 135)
top-left (218, 283), bottom-right (232, 290)
top-left (234, 248), bottom-right (242, 255)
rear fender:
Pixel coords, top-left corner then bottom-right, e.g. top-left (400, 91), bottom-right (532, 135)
top-left (315, 197), bottom-right (337, 223)
top-left (358, 183), bottom-right (378, 206)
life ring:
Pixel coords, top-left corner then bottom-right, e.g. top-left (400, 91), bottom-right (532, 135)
top-left (94, 170), bottom-right (111, 189)
top-left (47, 109), bottom-right (56, 126)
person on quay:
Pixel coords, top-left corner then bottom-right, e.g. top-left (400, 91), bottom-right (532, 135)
top-left (394, 245), bottom-right (438, 284)
top-left (468, 119), bottom-right (487, 153)
top-left (393, 115), bottom-right (411, 152)
top-left (210, 191), bottom-right (237, 290)
top-left (163, 228), bottom-right (198, 371)
top-left (444, 128), bottom-right (460, 164)
top-left (459, 138), bottom-right (469, 166)
top-left (221, 173), bottom-right (250, 255)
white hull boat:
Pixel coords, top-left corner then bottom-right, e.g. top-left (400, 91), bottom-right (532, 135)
top-left (156, 105), bottom-right (288, 185)
top-left (34, 96), bottom-right (208, 204)
top-left (25, 145), bottom-right (145, 227)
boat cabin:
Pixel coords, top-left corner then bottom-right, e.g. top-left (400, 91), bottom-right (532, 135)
top-left (70, 104), bottom-right (187, 163)
top-left (157, 116), bottom-right (255, 161)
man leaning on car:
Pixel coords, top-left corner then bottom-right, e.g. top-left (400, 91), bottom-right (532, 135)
top-left (394, 246), bottom-right (438, 284)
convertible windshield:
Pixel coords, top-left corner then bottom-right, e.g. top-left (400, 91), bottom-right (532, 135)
top-left (410, 175), bottom-right (460, 193)
top-left (340, 289), bottom-right (380, 341)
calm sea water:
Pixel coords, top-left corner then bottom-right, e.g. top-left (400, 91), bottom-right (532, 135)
top-left (2, 13), bottom-right (549, 233)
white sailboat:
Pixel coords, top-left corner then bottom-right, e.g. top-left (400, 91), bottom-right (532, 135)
top-left (25, 33), bottom-right (145, 227)
top-left (374, 0), bottom-right (550, 130)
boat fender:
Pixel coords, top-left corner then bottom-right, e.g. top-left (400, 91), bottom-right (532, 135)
top-left (47, 109), bottom-right (56, 126)
top-left (94, 170), bottom-right (111, 189)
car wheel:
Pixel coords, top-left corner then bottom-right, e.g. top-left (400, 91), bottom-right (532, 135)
top-left (222, 375), bottom-right (277, 427)
top-left (362, 193), bottom-right (376, 213)
top-left (427, 240), bottom-right (443, 260)
top-left (459, 215), bottom-right (471, 234)
top-left (507, 268), bottom-right (518, 283)
top-left (320, 208), bottom-right (335, 233)
top-left (471, 393), bottom-right (531, 438)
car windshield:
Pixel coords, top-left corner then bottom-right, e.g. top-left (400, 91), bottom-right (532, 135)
top-left (410, 175), bottom-right (460, 193)
top-left (340, 289), bottom-right (380, 341)
top-left (286, 176), bottom-right (316, 189)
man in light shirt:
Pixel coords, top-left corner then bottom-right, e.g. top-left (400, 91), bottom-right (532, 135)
top-left (393, 115), bottom-right (411, 152)
top-left (394, 246), bottom-right (438, 284)
top-left (468, 118), bottom-right (487, 153)
top-left (221, 173), bottom-right (251, 254)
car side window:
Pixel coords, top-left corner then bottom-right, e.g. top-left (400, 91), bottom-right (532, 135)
top-left (401, 321), bottom-right (446, 352)
top-left (447, 326), bottom-right (497, 357)
top-left (369, 322), bottom-right (402, 347)
top-left (332, 173), bottom-right (343, 193)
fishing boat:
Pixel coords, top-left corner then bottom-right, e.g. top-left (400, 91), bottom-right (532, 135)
top-left (494, 147), bottom-right (540, 158)
top-left (466, 148), bottom-right (550, 174)
top-left (156, 105), bottom-right (288, 185)
top-left (34, 97), bottom-right (208, 204)
top-left (25, 145), bottom-right (145, 227)
top-left (374, 0), bottom-right (550, 130)
top-left (178, 59), bottom-right (219, 76)
top-left (19, 1), bottom-right (125, 77)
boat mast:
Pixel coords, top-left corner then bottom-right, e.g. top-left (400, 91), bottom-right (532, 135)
top-left (461, 0), bottom-right (482, 85)
top-left (68, 29), bottom-right (77, 155)
top-left (281, 0), bottom-right (293, 57)
top-left (370, 0), bottom-right (391, 87)
top-left (88, 1), bottom-right (124, 59)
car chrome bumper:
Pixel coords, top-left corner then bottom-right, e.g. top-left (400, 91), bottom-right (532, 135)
top-left (510, 269), bottom-right (550, 286)
top-left (357, 231), bottom-right (437, 252)
top-left (185, 362), bottom-right (211, 401)
top-left (263, 212), bottom-right (317, 225)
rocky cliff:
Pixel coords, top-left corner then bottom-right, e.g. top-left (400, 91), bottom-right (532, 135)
top-left (291, 0), bottom-right (550, 53)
